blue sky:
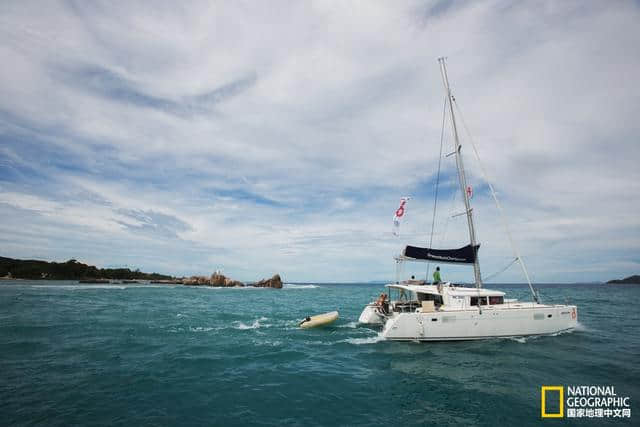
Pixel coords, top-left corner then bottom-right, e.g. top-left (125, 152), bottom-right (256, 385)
top-left (1, 1), bottom-right (639, 283)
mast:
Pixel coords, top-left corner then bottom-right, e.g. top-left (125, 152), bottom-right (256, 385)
top-left (438, 57), bottom-right (483, 288)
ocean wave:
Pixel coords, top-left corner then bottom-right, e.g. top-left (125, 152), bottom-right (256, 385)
top-left (233, 317), bottom-right (269, 330)
top-left (304, 340), bottom-right (337, 346)
top-left (253, 339), bottom-right (283, 347)
top-left (30, 285), bottom-right (127, 290)
top-left (337, 321), bottom-right (359, 329)
top-left (189, 326), bottom-right (217, 332)
top-left (283, 284), bottom-right (319, 289)
top-left (166, 325), bottom-right (221, 333)
top-left (549, 328), bottom-right (577, 337)
top-left (128, 285), bottom-right (178, 288)
top-left (506, 328), bottom-right (578, 343)
top-left (341, 334), bottom-right (384, 345)
top-left (573, 322), bottom-right (590, 332)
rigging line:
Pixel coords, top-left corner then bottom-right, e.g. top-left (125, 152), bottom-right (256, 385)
top-left (452, 99), bottom-right (539, 303)
top-left (426, 95), bottom-right (448, 282)
top-left (482, 257), bottom-right (519, 282)
top-left (437, 177), bottom-right (458, 249)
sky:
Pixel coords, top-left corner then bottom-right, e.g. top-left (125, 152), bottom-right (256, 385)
top-left (1, 0), bottom-right (639, 283)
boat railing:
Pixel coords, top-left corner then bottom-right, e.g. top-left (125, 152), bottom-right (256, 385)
top-left (392, 301), bottom-right (421, 313)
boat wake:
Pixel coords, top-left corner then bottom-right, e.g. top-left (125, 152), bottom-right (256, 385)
top-left (233, 317), bottom-right (270, 330)
top-left (572, 322), bottom-right (591, 333)
top-left (506, 327), bottom-right (580, 343)
top-left (337, 321), bottom-right (359, 328)
top-left (341, 333), bottom-right (384, 345)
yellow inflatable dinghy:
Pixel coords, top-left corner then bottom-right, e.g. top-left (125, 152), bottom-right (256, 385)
top-left (299, 311), bottom-right (339, 329)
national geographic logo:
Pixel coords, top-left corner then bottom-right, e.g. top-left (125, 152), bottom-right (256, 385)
top-left (541, 386), bottom-right (631, 419)
top-left (541, 386), bottom-right (564, 418)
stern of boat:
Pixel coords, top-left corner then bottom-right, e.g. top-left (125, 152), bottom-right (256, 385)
top-left (358, 303), bottom-right (385, 325)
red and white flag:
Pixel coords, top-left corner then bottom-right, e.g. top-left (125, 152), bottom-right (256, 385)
top-left (392, 197), bottom-right (411, 236)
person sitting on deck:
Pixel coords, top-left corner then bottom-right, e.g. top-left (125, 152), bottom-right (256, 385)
top-left (433, 266), bottom-right (442, 285)
top-left (375, 293), bottom-right (389, 314)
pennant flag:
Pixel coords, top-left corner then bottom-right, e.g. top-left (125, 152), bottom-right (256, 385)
top-left (392, 197), bottom-right (411, 236)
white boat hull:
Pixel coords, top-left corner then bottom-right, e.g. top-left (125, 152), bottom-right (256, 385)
top-left (358, 304), bottom-right (385, 325)
top-left (381, 304), bottom-right (578, 341)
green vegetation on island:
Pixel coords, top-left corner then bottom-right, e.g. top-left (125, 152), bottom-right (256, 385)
top-left (0, 256), bottom-right (284, 288)
top-left (0, 256), bottom-right (173, 281)
top-left (606, 275), bottom-right (640, 284)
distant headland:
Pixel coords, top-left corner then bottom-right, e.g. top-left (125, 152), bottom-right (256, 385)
top-left (0, 256), bottom-right (172, 281)
top-left (606, 275), bottom-right (640, 285)
top-left (0, 256), bottom-right (282, 289)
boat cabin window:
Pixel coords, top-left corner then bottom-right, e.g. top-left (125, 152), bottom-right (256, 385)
top-left (417, 292), bottom-right (443, 306)
top-left (470, 296), bottom-right (488, 306)
top-left (489, 296), bottom-right (504, 305)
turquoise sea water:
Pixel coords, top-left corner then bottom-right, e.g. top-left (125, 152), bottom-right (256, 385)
top-left (1, 281), bottom-right (638, 426)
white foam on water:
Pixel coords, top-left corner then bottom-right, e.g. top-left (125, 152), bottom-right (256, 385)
top-left (338, 321), bottom-right (359, 329)
top-left (283, 284), bottom-right (319, 289)
top-left (573, 322), bottom-right (590, 333)
top-left (167, 325), bottom-right (222, 333)
top-left (342, 333), bottom-right (384, 345)
top-left (304, 340), bottom-right (338, 346)
top-left (188, 326), bottom-right (217, 332)
top-left (233, 317), bottom-right (269, 330)
top-left (129, 285), bottom-right (178, 289)
top-left (31, 285), bottom-right (127, 290)
top-left (549, 327), bottom-right (578, 336)
top-left (505, 330), bottom-right (576, 343)
top-left (254, 339), bottom-right (283, 347)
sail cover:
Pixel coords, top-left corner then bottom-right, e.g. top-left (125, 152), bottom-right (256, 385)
top-left (403, 244), bottom-right (480, 264)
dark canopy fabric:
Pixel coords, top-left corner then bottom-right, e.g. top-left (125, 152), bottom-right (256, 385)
top-left (403, 244), bottom-right (480, 264)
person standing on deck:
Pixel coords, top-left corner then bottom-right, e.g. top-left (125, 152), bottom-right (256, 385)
top-left (433, 266), bottom-right (442, 284)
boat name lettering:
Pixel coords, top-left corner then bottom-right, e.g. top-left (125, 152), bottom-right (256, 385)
top-left (426, 252), bottom-right (466, 262)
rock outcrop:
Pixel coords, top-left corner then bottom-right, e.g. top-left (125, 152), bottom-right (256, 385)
top-left (252, 274), bottom-right (283, 289)
top-left (224, 277), bottom-right (245, 287)
top-left (210, 273), bottom-right (226, 286)
top-left (182, 272), bottom-right (282, 288)
top-left (183, 273), bottom-right (245, 287)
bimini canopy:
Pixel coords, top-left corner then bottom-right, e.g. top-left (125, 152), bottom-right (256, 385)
top-left (402, 244), bottom-right (480, 264)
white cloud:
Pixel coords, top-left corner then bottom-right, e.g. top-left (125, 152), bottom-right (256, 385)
top-left (0, 0), bottom-right (638, 283)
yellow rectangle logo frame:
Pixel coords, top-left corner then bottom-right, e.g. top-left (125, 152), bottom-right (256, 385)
top-left (541, 386), bottom-right (564, 418)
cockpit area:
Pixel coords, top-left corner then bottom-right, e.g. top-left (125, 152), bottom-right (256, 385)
top-left (384, 282), bottom-right (506, 313)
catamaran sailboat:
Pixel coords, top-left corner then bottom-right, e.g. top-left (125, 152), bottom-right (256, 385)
top-left (358, 58), bottom-right (578, 341)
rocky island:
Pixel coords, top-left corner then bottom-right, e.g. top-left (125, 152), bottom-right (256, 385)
top-left (183, 273), bottom-right (282, 289)
top-left (1, 256), bottom-right (284, 289)
top-left (606, 275), bottom-right (640, 285)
